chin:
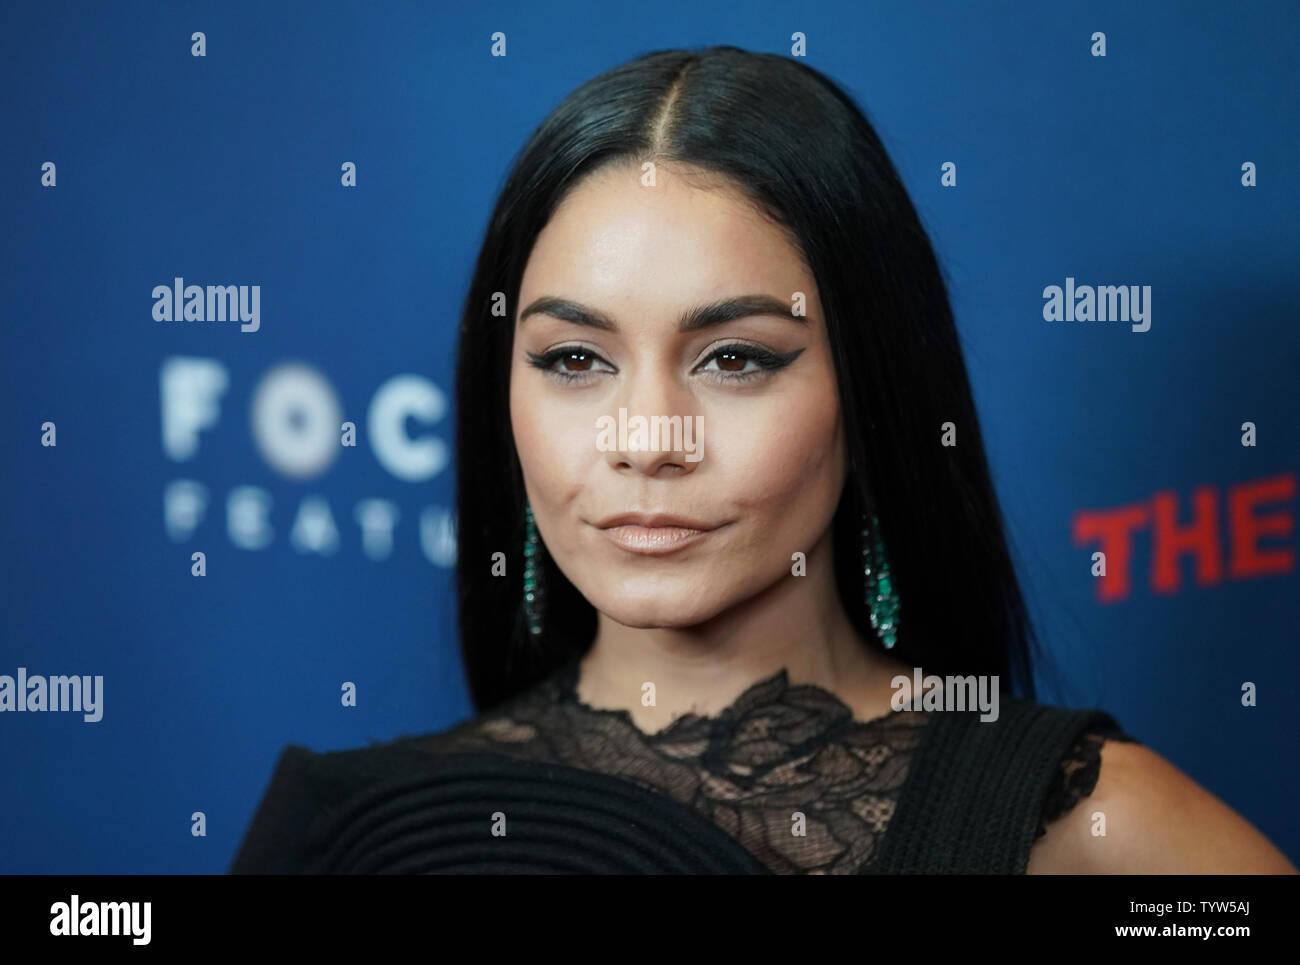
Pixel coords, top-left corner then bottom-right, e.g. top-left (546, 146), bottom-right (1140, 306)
top-left (600, 609), bottom-right (716, 630)
top-left (586, 577), bottom-right (730, 629)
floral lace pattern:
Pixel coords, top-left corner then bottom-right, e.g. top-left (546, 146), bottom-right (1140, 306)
top-left (1037, 730), bottom-right (1110, 839)
top-left (402, 658), bottom-right (1111, 874)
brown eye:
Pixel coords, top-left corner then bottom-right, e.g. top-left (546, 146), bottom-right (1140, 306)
top-left (526, 345), bottom-right (614, 382)
top-left (695, 343), bottom-right (803, 382)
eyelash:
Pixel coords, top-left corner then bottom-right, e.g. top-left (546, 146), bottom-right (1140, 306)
top-left (525, 343), bottom-right (802, 385)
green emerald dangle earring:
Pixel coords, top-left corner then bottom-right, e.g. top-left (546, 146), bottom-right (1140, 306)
top-left (522, 502), bottom-right (545, 638)
top-left (862, 513), bottom-right (900, 650)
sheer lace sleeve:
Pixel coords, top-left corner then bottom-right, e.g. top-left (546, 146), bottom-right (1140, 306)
top-left (1035, 728), bottom-right (1140, 839)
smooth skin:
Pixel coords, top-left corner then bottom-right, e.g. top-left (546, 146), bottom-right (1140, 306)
top-left (508, 159), bottom-right (1296, 874)
top-left (1028, 737), bottom-right (1296, 873)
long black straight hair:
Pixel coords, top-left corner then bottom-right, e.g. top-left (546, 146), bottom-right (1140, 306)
top-left (454, 45), bottom-right (1041, 712)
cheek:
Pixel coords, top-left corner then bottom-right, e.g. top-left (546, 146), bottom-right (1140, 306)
top-left (509, 374), bottom-right (602, 506)
top-left (706, 389), bottom-right (843, 512)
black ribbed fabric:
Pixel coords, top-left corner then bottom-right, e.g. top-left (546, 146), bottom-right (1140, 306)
top-left (863, 696), bottom-right (1129, 874)
top-left (231, 748), bottom-right (769, 874)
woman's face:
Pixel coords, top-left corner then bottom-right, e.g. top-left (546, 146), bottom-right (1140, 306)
top-left (509, 161), bottom-right (847, 629)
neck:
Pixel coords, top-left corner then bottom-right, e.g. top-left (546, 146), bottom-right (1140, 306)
top-left (577, 531), bottom-right (910, 733)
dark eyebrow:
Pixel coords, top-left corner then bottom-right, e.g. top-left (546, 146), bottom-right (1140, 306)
top-left (517, 294), bottom-right (808, 333)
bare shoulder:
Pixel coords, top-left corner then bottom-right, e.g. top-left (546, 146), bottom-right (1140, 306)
top-left (1027, 735), bottom-right (1298, 874)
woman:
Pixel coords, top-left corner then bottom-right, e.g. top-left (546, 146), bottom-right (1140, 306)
top-left (230, 46), bottom-right (1295, 874)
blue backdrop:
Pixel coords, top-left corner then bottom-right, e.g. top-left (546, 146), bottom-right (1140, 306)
top-left (2, 0), bottom-right (1296, 873)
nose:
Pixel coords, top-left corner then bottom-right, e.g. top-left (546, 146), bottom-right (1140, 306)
top-left (599, 369), bottom-right (702, 477)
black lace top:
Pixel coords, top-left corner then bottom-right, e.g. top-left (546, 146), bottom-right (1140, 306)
top-left (230, 653), bottom-right (1138, 875)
